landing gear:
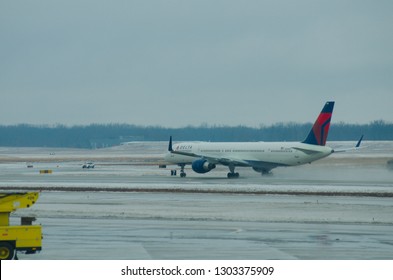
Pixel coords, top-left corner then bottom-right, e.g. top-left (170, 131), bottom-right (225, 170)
top-left (252, 167), bottom-right (272, 176)
top-left (227, 172), bottom-right (239, 178)
top-left (260, 170), bottom-right (272, 176)
top-left (227, 164), bottom-right (240, 179)
top-left (171, 164), bottom-right (186, 177)
top-left (179, 164), bottom-right (186, 177)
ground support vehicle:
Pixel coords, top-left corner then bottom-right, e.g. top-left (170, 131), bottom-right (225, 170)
top-left (0, 192), bottom-right (42, 260)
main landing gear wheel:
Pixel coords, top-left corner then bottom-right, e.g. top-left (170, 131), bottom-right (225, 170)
top-left (180, 172), bottom-right (186, 178)
top-left (227, 172), bottom-right (239, 179)
top-left (227, 164), bottom-right (239, 178)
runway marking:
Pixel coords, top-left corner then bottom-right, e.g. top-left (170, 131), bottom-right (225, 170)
top-left (1, 186), bottom-right (393, 197)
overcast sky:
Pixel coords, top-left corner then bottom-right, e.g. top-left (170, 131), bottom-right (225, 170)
top-left (1, 0), bottom-right (392, 127)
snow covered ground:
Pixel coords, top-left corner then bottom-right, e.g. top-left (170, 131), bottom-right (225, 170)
top-left (1, 141), bottom-right (393, 259)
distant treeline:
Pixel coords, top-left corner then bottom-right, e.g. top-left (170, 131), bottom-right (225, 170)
top-left (0, 121), bottom-right (392, 148)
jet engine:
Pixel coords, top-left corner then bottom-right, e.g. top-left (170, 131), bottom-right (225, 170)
top-left (192, 159), bottom-right (216, 174)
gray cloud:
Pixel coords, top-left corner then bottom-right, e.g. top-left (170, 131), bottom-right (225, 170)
top-left (1, 0), bottom-right (392, 126)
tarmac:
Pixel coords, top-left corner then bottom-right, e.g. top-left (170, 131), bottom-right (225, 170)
top-left (1, 142), bottom-right (393, 259)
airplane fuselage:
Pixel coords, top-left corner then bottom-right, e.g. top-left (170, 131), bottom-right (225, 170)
top-left (165, 141), bottom-right (333, 172)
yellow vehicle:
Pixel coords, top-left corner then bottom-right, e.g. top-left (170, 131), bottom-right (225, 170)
top-left (0, 192), bottom-right (42, 260)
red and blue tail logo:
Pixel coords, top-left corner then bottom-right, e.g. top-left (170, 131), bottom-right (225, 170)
top-left (303, 101), bottom-right (334, 146)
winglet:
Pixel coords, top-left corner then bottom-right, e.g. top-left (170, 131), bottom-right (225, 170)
top-left (356, 135), bottom-right (364, 148)
top-left (168, 136), bottom-right (173, 152)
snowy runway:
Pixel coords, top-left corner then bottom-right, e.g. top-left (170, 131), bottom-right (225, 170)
top-left (1, 142), bottom-right (393, 259)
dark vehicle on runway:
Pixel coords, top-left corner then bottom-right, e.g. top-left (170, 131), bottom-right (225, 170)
top-left (82, 162), bottom-right (95, 169)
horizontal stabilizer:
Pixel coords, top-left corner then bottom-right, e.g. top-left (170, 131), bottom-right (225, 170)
top-left (292, 147), bottom-right (323, 155)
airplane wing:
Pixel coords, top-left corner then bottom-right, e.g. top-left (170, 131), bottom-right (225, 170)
top-left (214, 157), bottom-right (250, 167)
top-left (333, 135), bottom-right (364, 153)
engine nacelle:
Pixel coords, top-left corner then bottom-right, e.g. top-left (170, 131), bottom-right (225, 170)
top-left (192, 159), bottom-right (216, 174)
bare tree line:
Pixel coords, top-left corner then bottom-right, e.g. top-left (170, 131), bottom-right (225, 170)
top-left (0, 120), bottom-right (392, 148)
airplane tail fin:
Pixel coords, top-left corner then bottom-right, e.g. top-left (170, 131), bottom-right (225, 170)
top-left (302, 101), bottom-right (335, 146)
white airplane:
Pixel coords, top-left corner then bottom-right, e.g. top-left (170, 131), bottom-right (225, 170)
top-left (164, 101), bottom-right (362, 178)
